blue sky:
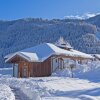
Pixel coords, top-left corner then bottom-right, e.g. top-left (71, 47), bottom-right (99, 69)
top-left (0, 0), bottom-right (100, 20)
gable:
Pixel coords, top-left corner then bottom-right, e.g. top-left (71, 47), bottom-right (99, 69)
top-left (6, 54), bottom-right (30, 63)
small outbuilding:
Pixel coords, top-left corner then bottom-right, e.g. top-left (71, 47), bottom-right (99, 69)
top-left (5, 38), bottom-right (93, 78)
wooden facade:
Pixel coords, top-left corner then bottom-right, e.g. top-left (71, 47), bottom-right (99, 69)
top-left (12, 55), bottom-right (51, 78)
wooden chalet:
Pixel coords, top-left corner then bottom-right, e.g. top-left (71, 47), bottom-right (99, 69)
top-left (5, 38), bottom-right (93, 78)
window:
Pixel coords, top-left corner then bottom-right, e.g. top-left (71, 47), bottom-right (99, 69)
top-left (56, 59), bottom-right (58, 63)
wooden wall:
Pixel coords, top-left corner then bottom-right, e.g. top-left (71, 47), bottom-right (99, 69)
top-left (17, 57), bottom-right (51, 78)
top-left (32, 57), bottom-right (51, 77)
top-left (18, 62), bottom-right (33, 78)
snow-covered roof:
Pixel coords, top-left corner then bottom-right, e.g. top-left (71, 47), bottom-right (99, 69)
top-left (92, 54), bottom-right (100, 59)
top-left (5, 43), bottom-right (93, 63)
top-left (4, 53), bottom-right (14, 59)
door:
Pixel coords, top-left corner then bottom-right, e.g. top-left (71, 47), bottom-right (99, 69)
top-left (23, 62), bottom-right (31, 78)
top-left (51, 57), bottom-right (59, 72)
top-left (18, 62), bottom-right (31, 78)
top-left (58, 58), bottom-right (64, 69)
top-left (13, 64), bottom-right (18, 77)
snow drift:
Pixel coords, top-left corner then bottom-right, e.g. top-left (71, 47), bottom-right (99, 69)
top-left (0, 84), bottom-right (15, 100)
top-left (52, 60), bottom-right (100, 82)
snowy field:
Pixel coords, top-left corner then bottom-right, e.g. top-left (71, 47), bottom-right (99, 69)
top-left (0, 67), bottom-right (13, 77)
top-left (0, 61), bottom-right (100, 100)
top-left (0, 84), bottom-right (15, 100)
top-left (0, 77), bottom-right (100, 100)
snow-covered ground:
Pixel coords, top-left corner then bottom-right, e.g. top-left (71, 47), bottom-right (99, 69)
top-left (0, 77), bottom-right (100, 100)
top-left (0, 60), bottom-right (100, 100)
top-left (0, 67), bottom-right (13, 77)
top-left (52, 60), bottom-right (100, 82)
top-left (0, 84), bottom-right (15, 100)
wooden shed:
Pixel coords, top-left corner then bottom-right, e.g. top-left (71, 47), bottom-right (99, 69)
top-left (5, 43), bottom-right (93, 78)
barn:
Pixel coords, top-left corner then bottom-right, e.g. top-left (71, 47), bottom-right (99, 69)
top-left (5, 38), bottom-right (93, 78)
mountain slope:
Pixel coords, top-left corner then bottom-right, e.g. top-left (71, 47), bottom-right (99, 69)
top-left (0, 16), bottom-right (100, 67)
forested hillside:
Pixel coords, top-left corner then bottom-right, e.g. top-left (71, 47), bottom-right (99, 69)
top-left (0, 15), bottom-right (100, 67)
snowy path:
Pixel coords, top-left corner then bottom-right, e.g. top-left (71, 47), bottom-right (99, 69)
top-left (11, 87), bottom-right (31, 100)
top-left (0, 77), bottom-right (100, 100)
